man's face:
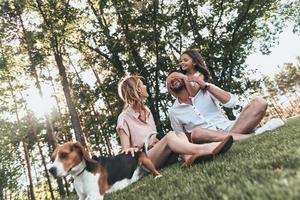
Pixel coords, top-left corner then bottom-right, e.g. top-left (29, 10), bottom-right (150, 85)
top-left (167, 72), bottom-right (186, 94)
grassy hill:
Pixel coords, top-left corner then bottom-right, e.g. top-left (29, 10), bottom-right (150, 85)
top-left (66, 117), bottom-right (300, 200)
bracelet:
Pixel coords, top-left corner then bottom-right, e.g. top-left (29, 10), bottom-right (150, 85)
top-left (203, 83), bottom-right (211, 90)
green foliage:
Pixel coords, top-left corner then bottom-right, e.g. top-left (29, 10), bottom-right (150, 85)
top-left (0, 120), bottom-right (23, 198)
top-left (274, 60), bottom-right (300, 94)
top-left (72, 0), bottom-right (295, 131)
top-left (0, 0), bottom-right (300, 197)
top-left (281, 0), bottom-right (300, 34)
top-left (263, 58), bottom-right (300, 98)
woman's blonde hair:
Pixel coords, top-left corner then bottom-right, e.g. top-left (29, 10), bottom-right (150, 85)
top-left (118, 75), bottom-right (146, 112)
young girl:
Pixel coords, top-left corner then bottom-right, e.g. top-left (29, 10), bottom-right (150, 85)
top-left (116, 75), bottom-right (232, 167)
top-left (179, 49), bottom-right (212, 97)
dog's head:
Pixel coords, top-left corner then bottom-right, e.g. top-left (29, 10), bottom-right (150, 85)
top-left (48, 141), bottom-right (96, 178)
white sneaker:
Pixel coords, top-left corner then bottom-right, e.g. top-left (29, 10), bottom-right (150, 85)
top-left (254, 118), bottom-right (285, 135)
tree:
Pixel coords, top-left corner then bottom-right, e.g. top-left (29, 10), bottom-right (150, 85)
top-left (34, 0), bottom-right (87, 146)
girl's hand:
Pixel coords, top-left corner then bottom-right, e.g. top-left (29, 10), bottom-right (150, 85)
top-left (122, 147), bottom-right (139, 157)
top-left (166, 72), bottom-right (187, 96)
top-left (167, 72), bottom-right (187, 83)
top-left (189, 75), bottom-right (206, 89)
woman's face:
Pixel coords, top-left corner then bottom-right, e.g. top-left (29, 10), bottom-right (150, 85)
top-left (180, 53), bottom-right (194, 71)
top-left (137, 80), bottom-right (149, 99)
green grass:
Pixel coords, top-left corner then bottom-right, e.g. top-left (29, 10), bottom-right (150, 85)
top-left (66, 117), bottom-right (300, 200)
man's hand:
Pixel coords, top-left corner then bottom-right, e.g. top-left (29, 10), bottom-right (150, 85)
top-left (122, 147), bottom-right (139, 157)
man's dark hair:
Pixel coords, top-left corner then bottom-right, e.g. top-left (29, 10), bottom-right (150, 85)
top-left (167, 69), bottom-right (182, 78)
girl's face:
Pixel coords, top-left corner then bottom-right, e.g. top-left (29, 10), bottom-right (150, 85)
top-left (180, 53), bottom-right (194, 71)
top-left (137, 80), bottom-right (149, 99)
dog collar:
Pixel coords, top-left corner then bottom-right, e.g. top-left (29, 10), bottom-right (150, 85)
top-left (69, 160), bottom-right (86, 176)
top-left (76, 167), bottom-right (86, 177)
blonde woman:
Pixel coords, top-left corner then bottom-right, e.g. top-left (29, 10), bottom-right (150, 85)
top-left (116, 75), bottom-right (233, 167)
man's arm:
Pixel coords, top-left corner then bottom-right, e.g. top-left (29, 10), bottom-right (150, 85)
top-left (205, 84), bottom-right (231, 104)
top-left (192, 75), bottom-right (237, 107)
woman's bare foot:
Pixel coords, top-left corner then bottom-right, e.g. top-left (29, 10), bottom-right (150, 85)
top-left (181, 136), bottom-right (233, 167)
top-left (181, 141), bottom-right (221, 167)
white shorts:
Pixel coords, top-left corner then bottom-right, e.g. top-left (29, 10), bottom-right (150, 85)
top-left (222, 120), bottom-right (236, 132)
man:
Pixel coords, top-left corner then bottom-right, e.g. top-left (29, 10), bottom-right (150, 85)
top-left (166, 71), bottom-right (284, 143)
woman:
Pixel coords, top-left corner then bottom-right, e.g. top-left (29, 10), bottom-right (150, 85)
top-left (116, 75), bottom-right (233, 167)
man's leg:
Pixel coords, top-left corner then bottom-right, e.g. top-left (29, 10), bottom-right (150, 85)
top-left (191, 127), bottom-right (252, 142)
top-left (230, 96), bottom-right (267, 134)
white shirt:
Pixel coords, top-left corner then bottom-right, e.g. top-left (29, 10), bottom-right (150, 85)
top-left (168, 84), bottom-right (239, 134)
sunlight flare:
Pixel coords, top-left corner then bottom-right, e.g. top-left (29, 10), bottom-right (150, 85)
top-left (26, 85), bottom-right (56, 118)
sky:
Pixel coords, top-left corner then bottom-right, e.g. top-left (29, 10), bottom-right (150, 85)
top-left (246, 25), bottom-right (300, 79)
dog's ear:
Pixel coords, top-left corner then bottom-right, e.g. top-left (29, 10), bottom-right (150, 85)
top-left (73, 142), bottom-right (97, 163)
top-left (51, 148), bottom-right (58, 162)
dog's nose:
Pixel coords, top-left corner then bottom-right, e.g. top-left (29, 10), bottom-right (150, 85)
top-left (49, 167), bottom-right (57, 177)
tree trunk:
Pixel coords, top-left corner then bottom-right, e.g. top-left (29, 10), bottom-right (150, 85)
top-left (91, 105), bottom-right (112, 155)
top-left (54, 53), bottom-right (87, 146)
top-left (87, 0), bottom-right (125, 75)
top-left (22, 142), bottom-right (36, 200)
top-left (37, 139), bottom-right (55, 199)
top-left (17, 12), bottom-right (65, 197)
top-left (35, 0), bottom-right (87, 147)
top-left (7, 77), bottom-right (35, 200)
top-left (46, 65), bottom-right (72, 141)
top-left (91, 66), bottom-right (115, 117)
top-left (0, 186), bottom-right (4, 200)
top-left (63, 178), bottom-right (70, 196)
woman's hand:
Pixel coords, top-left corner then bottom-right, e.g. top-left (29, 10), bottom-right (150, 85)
top-left (122, 147), bottom-right (139, 157)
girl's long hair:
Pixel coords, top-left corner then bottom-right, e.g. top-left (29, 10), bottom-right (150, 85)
top-left (181, 49), bottom-right (212, 82)
top-left (118, 75), bottom-right (146, 112)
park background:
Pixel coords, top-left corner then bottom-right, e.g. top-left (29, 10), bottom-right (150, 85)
top-left (0, 0), bottom-right (300, 199)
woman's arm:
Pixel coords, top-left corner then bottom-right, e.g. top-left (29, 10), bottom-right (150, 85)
top-left (118, 129), bottom-right (139, 155)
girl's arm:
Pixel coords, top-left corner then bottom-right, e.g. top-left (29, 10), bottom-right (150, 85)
top-left (166, 72), bottom-right (197, 97)
top-left (186, 74), bottom-right (205, 97)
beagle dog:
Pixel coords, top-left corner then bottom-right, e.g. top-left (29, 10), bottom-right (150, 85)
top-left (49, 141), bottom-right (161, 200)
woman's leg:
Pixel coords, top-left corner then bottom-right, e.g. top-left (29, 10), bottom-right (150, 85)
top-left (147, 131), bottom-right (223, 168)
top-left (191, 127), bottom-right (252, 142)
top-left (147, 134), bottom-right (172, 168)
top-left (164, 132), bottom-right (221, 155)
